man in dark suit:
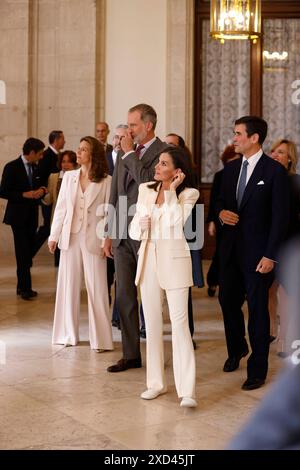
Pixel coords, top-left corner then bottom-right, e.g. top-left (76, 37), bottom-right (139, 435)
top-left (0, 137), bottom-right (46, 299)
top-left (216, 115), bottom-right (289, 390)
top-left (96, 121), bottom-right (113, 154)
top-left (35, 130), bottom-right (65, 252)
top-left (104, 103), bottom-right (167, 372)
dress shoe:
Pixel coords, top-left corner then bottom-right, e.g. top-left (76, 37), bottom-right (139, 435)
top-left (207, 286), bottom-right (217, 297)
top-left (277, 351), bottom-right (289, 358)
top-left (140, 388), bottom-right (167, 400)
top-left (241, 378), bottom-right (265, 391)
top-left (140, 327), bottom-right (146, 339)
top-left (17, 289), bottom-right (38, 298)
top-left (107, 357), bottom-right (142, 373)
top-left (180, 397), bottom-right (197, 408)
top-left (223, 348), bottom-right (249, 372)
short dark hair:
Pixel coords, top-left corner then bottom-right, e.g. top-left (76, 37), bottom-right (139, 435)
top-left (57, 150), bottom-right (77, 171)
top-left (235, 116), bottom-right (268, 145)
top-left (49, 130), bottom-right (63, 145)
top-left (166, 133), bottom-right (186, 148)
top-left (23, 137), bottom-right (45, 155)
top-left (129, 103), bottom-right (157, 130)
top-left (148, 146), bottom-right (197, 196)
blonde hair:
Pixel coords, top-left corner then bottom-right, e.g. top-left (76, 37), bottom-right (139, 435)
top-left (271, 139), bottom-right (298, 174)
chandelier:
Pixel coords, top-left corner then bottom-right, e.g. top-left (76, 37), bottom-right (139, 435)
top-left (210, 0), bottom-right (261, 43)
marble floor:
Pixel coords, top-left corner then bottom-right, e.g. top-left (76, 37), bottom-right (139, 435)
top-left (0, 254), bottom-right (283, 450)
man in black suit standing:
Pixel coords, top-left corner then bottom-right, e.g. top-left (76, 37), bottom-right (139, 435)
top-left (217, 116), bottom-right (289, 390)
top-left (104, 103), bottom-right (167, 372)
top-left (0, 138), bottom-right (46, 299)
top-left (35, 130), bottom-right (65, 252)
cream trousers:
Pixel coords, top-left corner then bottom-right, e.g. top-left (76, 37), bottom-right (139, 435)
top-left (52, 230), bottom-right (113, 350)
top-left (140, 242), bottom-right (196, 398)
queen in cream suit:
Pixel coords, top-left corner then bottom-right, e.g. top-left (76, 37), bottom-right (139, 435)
top-left (129, 146), bottom-right (199, 407)
top-left (48, 136), bottom-right (113, 352)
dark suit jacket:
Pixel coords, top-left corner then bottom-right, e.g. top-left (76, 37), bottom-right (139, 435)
top-left (106, 151), bottom-right (115, 177)
top-left (0, 157), bottom-right (41, 227)
top-left (287, 173), bottom-right (300, 239)
top-left (38, 147), bottom-right (59, 186)
top-left (216, 153), bottom-right (289, 271)
top-left (108, 137), bottom-right (168, 247)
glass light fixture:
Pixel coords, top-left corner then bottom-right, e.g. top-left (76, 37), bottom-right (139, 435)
top-left (210, 0), bottom-right (261, 43)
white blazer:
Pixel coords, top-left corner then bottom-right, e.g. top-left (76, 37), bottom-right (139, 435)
top-left (49, 169), bottom-right (111, 255)
top-left (129, 182), bottom-right (199, 289)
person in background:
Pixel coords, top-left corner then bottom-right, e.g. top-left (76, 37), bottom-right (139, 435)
top-left (48, 136), bottom-right (113, 352)
top-left (164, 133), bottom-right (204, 349)
top-left (129, 146), bottom-right (199, 407)
top-left (42, 150), bottom-right (78, 266)
top-left (268, 139), bottom-right (300, 354)
top-left (96, 121), bottom-right (112, 153)
top-left (0, 137), bottom-right (46, 300)
top-left (206, 145), bottom-right (242, 297)
top-left (35, 130), bottom-right (65, 253)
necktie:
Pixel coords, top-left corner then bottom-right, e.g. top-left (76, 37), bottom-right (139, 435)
top-left (237, 160), bottom-right (249, 209)
top-left (125, 145), bottom-right (145, 189)
top-left (27, 163), bottom-right (33, 187)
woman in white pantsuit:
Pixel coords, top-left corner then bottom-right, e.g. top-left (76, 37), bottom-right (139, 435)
top-left (48, 136), bottom-right (113, 352)
top-left (129, 146), bottom-right (199, 407)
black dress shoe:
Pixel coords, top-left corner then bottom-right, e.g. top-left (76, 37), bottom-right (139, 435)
top-left (107, 357), bottom-right (142, 373)
top-left (223, 348), bottom-right (249, 372)
top-left (207, 286), bottom-right (217, 297)
top-left (242, 377), bottom-right (265, 390)
top-left (140, 327), bottom-right (146, 339)
top-left (277, 351), bottom-right (289, 358)
top-left (17, 289), bottom-right (37, 300)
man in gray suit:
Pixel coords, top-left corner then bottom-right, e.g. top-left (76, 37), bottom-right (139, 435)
top-left (104, 103), bottom-right (167, 372)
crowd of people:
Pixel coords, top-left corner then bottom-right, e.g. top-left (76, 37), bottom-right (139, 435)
top-left (1, 104), bottom-right (299, 410)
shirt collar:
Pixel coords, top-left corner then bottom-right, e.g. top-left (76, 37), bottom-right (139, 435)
top-left (49, 145), bottom-right (59, 155)
top-left (243, 148), bottom-right (263, 167)
top-left (21, 155), bottom-right (30, 165)
top-left (140, 136), bottom-right (156, 151)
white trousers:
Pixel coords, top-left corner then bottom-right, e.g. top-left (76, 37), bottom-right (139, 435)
top-left (140, 242), bottom-right (196, 398)
top-left (52, 230), bottom-right (113, 350)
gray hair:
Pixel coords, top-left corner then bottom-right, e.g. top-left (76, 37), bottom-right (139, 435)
top-left (116, 124), bottom-right (128, 130)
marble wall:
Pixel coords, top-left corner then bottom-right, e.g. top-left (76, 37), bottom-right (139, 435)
top-left (0, 0), bottom-right (194, 253)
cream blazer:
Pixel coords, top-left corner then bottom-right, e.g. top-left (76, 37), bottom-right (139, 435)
top-left (49, 169), bottom-right (111, 255)
top-left (129, 182), bottom-right (199, 290)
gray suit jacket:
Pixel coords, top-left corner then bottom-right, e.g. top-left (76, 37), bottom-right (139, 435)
top-left (108, 137), bottom-right (167, 247)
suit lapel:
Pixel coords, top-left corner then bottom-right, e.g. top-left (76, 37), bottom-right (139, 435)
top-left (86, 181), bottom-right (102, 208)
top-left (71, 169), bottom-right (80, 206)
top-left (239, 155), bottom-right (266, 211)
top-left (229, 158), bottom-right (242, 211)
